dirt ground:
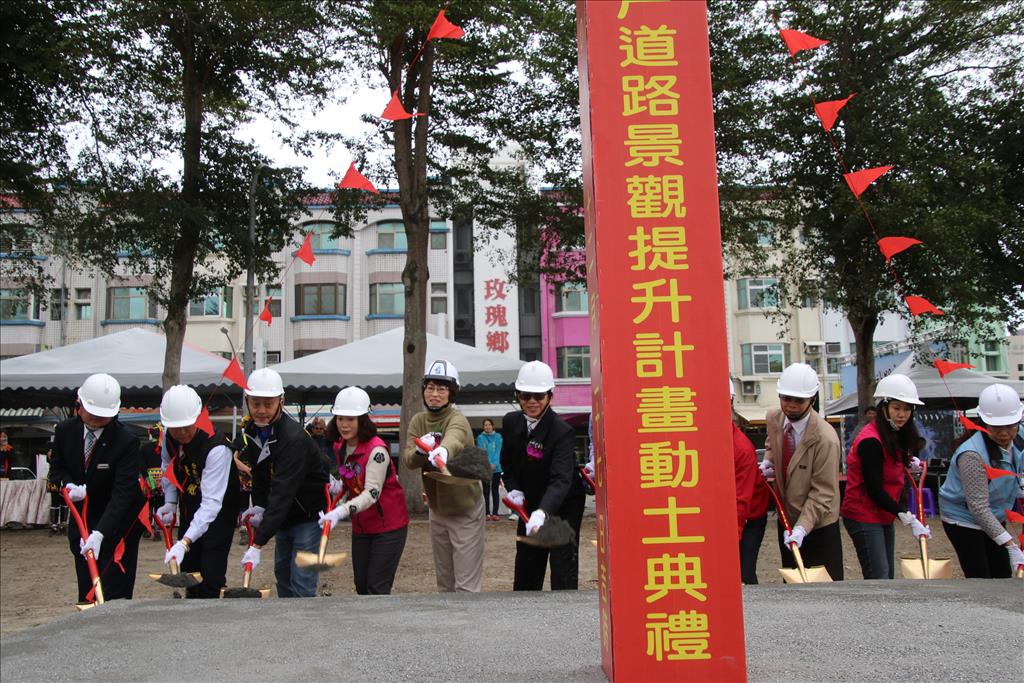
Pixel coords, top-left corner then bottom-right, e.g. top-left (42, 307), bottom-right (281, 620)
top-left (0, 510), bottom-right (963, 638)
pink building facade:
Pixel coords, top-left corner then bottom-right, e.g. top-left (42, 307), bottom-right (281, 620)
top-left (539, 251), bottom-right (592, 425)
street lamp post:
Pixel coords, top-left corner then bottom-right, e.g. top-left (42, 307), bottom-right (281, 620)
top-left (246, 164), bottom-right (270, 379)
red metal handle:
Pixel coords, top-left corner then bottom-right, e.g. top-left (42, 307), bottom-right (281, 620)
top-left (502, 496), bottom-right (530, 524)
top-left (61, 488), bottom-right (102, 584)
top-left (153, 515), bottom-right (176, 552)
top-left (761, 472), bottom-right (793, 533)
top-left (414, 436), bottom-right (447, 472)
top-left (904, 460), bottom-right (929, 522)
top-left (245, 520), bottom-right (255, 546)
top-left (578, 466), bottom-right (596, 491)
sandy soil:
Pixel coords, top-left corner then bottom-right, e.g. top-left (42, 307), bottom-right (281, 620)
top-left (0, 511), bottom-right (962, 638)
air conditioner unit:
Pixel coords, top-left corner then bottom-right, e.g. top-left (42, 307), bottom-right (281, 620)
top-left (741, 381), bottom-right (760, 396)
top-left (803, 341), bottom-right (825, 355)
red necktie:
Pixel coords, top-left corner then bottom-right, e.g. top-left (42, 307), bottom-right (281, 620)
top-left (781, 423), bottom-right (795, 482)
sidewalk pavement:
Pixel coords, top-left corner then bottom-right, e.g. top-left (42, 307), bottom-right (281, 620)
top-left (2, 580), bottom-right (1021, 681)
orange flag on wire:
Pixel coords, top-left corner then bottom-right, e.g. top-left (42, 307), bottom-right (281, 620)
top-left (779, 29), bottom-right (828, 57)
top-left (427, 9), bottom-right (465, 41)
top-left (958, 415), bottom-right (988, 435)
top-left (843, 165), bottom-right (893, 198)
top-left (162, 458), bottom-right (183, 493)
top-left (137, 500), bottom-right (152, 535)
top-left (258, 299), bottom-right (273, 325)
top-left (381, 90), bottom-right (422, 121)
top-left (222, 357), bottom-right (248, 390)
top-left (877, 236), bottom-right (921, 263)
top-left (1006, 509), bottom-right (1024, 524)
top-left (984, 462), bottom-right (1017, 480)
top-left (933, 359), bottom-right (974, 378)
top-left (338, 162), bottom-right (380, 194)
top-left (814, 94), bottom-right (854, 132)
top-left (296, 232), bottom-right (315, 266)
top-left (196, 406), bottom-right (215, 436)
top-left (905, 295), bottom-right (944, 316)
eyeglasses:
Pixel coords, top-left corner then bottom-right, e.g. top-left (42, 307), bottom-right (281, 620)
top-left (517, 391), bottom-right (548, 402)
top-left (423, 384), bottom-right (450, 394)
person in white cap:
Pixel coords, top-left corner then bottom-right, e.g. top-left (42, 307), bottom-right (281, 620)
top-left (155, 385), bottom-right (239, 598)
top-left (47, 373), bottom-right (146, 601)
top-left (763, 362), bottom-right (843, 579)
top-left (236, 367), bottom-right (330, 597)
top-left (939, 383), bottom-right (1024, 578)
top-left (840, 374), bottom-right (930, 579)
top-left (500, 360), bottom-right (585, 590)
top-left (401, 359), bottom-right (482, 592)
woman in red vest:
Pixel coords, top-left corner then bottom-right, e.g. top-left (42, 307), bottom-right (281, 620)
top-left (840, 373), bottom-right (931, 579)
top-left (318, 387), bottom-right (409, 594)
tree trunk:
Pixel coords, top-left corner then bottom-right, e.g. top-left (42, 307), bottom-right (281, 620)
top-left (848, 310), bottom-right (879, 416)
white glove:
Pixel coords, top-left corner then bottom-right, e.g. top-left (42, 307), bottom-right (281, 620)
top-left (909, 456), bottom-right (923, 475)
top-left (416, 434), bottom-right (437, 454)
top-left (428, 446), bottom-right (449, 469)
top-left (165, 540), bottom-right (188, 566)
top-left (318, 506), bottom-right (350, 530)
top-left (783, 525), bottom-right (807, 549)
top-left (897, 511), bottom-right (916, 526)
top-left (909, 519), bottom-right (931, 539)
top-left (328, 475), bottom-right (344, 497)
top-left (1007, 544), bottom-right (1024, 572)
top-left (156, 502), bottom-right (177, 525)
top-left (758, 460), bottom-right (775, 478)
top-left (506, 489), bottom-right (525, 508)
top-left (241, 505), bottom-right (265, 528)
top-left (79, 530), bottom-right (104, 558)
top-left (583, 457), bottom-right (595, 478)
top-left (241, 545), bottom-right (261, 570)
top-left (526, 509), bottom-right (546, 536)
top-left (64, 483), bottom-right (86, 502)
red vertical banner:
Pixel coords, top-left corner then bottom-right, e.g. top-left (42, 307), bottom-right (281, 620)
top-left (577, 1), bottom-right (746, 680)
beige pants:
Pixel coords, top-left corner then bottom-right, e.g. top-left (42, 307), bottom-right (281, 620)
top-left (429, 495), bottom-right (485, 592)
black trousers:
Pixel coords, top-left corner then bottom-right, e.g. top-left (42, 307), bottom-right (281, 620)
top-left (483, 473), bottom-right (501, 515)
top-left (943, 521), bottom-right (1011, 579)
top-left (351, 526), bottom-right (408, 595)
top-left (71, 525), bottom-right (143, 602)
top-left (513, 496), bottom-right (585, 591)
top-left (776, 520), bottom-right (844, 581)
top-left (740, 515), bottom-right (767, 584)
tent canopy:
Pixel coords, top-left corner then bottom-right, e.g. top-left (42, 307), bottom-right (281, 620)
top-left (0, 328), bottom-right (238, 409)
top-left (824, 354), bottom-right (1024, 415)
top-left (270, 327), bottom-right (525, 405)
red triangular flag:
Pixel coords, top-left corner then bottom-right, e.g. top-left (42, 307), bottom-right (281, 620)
top-left (814, 93), bottom-right (854, 132)
top-left (113, 538), bottom-right (126, 573)
top-left (296, 232), bottom-right (315, 266)
top-left (381, 90), bottom-right (414, 121)
top-left (196, 406), bottom-right (215, 436)
top-left (984, 462), bottom-right (1017, 480)
top-left (162, 458), bottom-right (183, 493)
top-left (338, 162), bottom-right (380, 195)
top-left (222, 356), bottom-right (248, 390)
top-left (779, 29), bottom-right (828, 57)
top-left (426, 9), bottom-right (465, 41)
top-left (843, 165), bottom-right (893, 198)
top-left (958, 415), bottom-right (988, 435)
top-left (905, 295), bottom-right (944, 316)
top-left (877, 236), bottom-right (922, 263)
top-left (258, 299), bottom-right (273, 326)
top-left (1006, 509), bottom-right (1024, 524)
top-left (933, 359), bottom-right (974, 378)
top-left (137, 500), bottom-right (153, 535)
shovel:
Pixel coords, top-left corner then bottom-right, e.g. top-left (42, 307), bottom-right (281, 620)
top-left (899, 462), bottom-right (953, 579)
top-left (763, 477), bottom-right (832, 583)
top-left (294, 484), bottom-right (348, 572)
top-left (578, 466), bottom-right (596, 496)
top-left (149, 515), bottom-right (202, 588)
top-left (61, 488), bottom-right (104, 609)
top-left (503, 496), bottom-right (576, 548)
top-left (415, 437), bottom-right (481, 486)
top-left (221, 521), bottom-right (270, 599)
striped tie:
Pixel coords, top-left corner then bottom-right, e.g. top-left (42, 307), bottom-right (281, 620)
top-left (84, 430), bottom-right (97, 468)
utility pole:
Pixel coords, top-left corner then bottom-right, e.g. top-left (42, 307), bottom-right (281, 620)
top-left (245, 164), bottom-right (269, 378)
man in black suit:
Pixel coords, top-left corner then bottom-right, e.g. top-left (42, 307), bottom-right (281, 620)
top-left (500, 361), bottom-right (586, 590)
top-left (48, 373), bottom-right (146, 602)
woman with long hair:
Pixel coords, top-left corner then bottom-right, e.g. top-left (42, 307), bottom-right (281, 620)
top-left (939, 383), bottom-right (1024, 578)
top-left (318, 387), bottom-right (409, 594)
top-left (840, 374), bottom-right (931, 579)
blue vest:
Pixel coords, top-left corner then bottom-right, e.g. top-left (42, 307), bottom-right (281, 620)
top-left (939, 429), bottom-right (1023, 526)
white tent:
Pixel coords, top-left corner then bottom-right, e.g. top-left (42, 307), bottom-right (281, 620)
top-left (270, 327), bottom-right (525, 404)
top-left (825, 354), bottom-right (1024, 415)
top-left (0, 328), bottom-right (237, 408)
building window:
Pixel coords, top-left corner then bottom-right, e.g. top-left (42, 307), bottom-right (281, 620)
top-left (377, 221), bottom-right (407, 250)
top-left (305, 221), bottom-right (341, 250)
top-left (554, 282), bottom-right (588, 313)
top-left (826, 357), bottom-right (842, 374)
top-left (431, 283), bottom-right (448, 314)
top-left (49, 288), bottom-right (66, 320)
top-left (189, 287), bottom-right (232, 318)
top-left (265, 351), bottom-right (281, 365)
top-left (556, 346), bottom-right (591, 378)
top-left (107, 287), bottom-right (155, 320)
top-left (741, 343), bottom-right (790, 375)
top-left (73, 288), bottom-right (92, 321)
top-left (244, 285), bottom-right (282, 317)
top-left (295, 283), bottom-right (345, 316)
top-left (370, 283), bottom-right (404, 315)
top-left (0, 289), bottom-right (32, 320)
top-left (430, 232), bottom-right (447, 250)
top-left (293, 349), bottom-right (322, 359)
top-left (737, 278), bottom-right (778, 310)
top-left (981, 340), bottom-right (1003, 373)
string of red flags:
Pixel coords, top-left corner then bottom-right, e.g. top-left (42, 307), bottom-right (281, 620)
top-left (876, 236), bottom-right (921, 263)
top-left (958, 415), bottom-right (989, 435)
top-left (933, 359), bottom-right (974, 378)
top-left (195, 406), bottom-right (215, 436)
top-left (843, 165), bottom-right (893, 198)
top-left (222, 356), bottom-right (248, 390)
top-left (383, 9), bottom-right (466, 121)
top-left (904, 295), bottom-right (944, 317)
top-left (296, 232), bottom-right (316, 265)
top-left (382, 90), bottom-right (423, 121)
top-left (779, 28), bottom-right (828, 56)
top-left (427, 9), bottom-right (465, 41)
top-left (162, 457), bottom-right (183, 493)
top-left (338, 161), bottom-right (380, 194)
top-left (814, 94), bottom-right (854, 132)
top-left (258, 299), bottom-right (274, 325)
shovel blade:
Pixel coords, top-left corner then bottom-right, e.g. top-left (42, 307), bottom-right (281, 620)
top-left (777, 565), bottom-right (832, 583)
top-left (899, 556), bottom-right (954, 579)
top-left (75, 602), bottom-right (97, 612)
top-left (423, 471), bottom-right (480, 486)
top-left (294, 551), bottom-right (348, 569)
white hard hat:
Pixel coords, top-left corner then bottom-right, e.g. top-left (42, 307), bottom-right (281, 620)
top-left (516, 360), bottom-right (555, 393)
top-left (977, 383), bottom-right (1023, 426)
top-left (776, 363), bottom-right (819, 398)
top-left (77, 373), bottom-right (121, 418)
top-left (873, 373), bottom-right (923, 406)
top-left (331, 386), bottom-right (371, 417)
top-left (245, 367), bottom-right (284, 397)
top-left (160, 385), bottom-right (203, 428)
top-left (424, 359), bottom-right (460, 388)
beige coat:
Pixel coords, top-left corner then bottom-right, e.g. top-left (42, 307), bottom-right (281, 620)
top-left (764, 407), bottom-right (840, 533)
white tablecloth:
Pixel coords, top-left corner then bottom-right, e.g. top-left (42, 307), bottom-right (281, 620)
top-left (0, 478), bottom-right (50, 526)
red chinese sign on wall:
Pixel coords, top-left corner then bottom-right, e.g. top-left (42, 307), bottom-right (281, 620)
top-left (483, 277), bottom-right (510, 353)
top-left (578, 1), bottom-right (746, 680)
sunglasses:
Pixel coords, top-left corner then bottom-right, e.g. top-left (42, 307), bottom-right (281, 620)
top-left (517, 391), bottom-right (548, 402)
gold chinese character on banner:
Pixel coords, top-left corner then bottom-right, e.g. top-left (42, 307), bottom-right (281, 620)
top-left (636, 386), bottom-right (697, 432)
top-left (628, 226), bottom-right (689, 271)
top-left (622, 75), bottom-right (679, 116)
top-left (638, 440), bottom-right (698, 488)
top-left (626, 175), bottom-right (686, 219)
top-left (619, 25), bottom-right (678, 67)
top-left (625, 124), bottom-right (683, 167)
top-left (645, 611), bottom-right (711, 661)
top-left (644, 553), bottom-right (708, 603)
top-left (633, 331), bottom-right (694, 378)
top-left (616, 0), bottom-right (668, 20)
top-left (642, 496), bottom-right (704, 544)
top-left (630, 279), bottom-right (690, 324)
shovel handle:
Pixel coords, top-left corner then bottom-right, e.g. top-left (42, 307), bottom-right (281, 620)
top-left (761, 473), bottom-right (794, 532)
top-left (578, 466), bottom-right (596, 491)
top-left (153, 515), bottom-right (176, 552)
top-left (242, 563), bottom-right (253, 588)
top-left (502, 497), bottom-right (530, 524)
top-left (61, 488), bottom-right (105, 604)
top-left (791, 545), bottom-right (810, 583)
top-left (414, 437), bottom-right (447, 473)
top-left (919, 536), bottom-right (931, 580)
top-left (904, 460), bottom-right (929, 522)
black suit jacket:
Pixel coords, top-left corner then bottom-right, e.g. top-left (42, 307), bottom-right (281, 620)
top-left (499, 407), bottom-right (583, 516)
top-left (48, 416), bottom-right (145, 544)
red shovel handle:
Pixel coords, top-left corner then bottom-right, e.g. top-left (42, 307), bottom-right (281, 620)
top-left (761, 473), bottom-right (793, 533)
top-left (904, 460), bottom-right (929, 522)
top-left (414, 437), bottom-right (447, 472)
top-left (578, 466), bottom-right (596, 491)
top-left (61, 488), bottom-right (102, 589)
top-left (502, 496), bottom-right (530, 524)
top-left (153, 515), bottom-right (176, 552)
